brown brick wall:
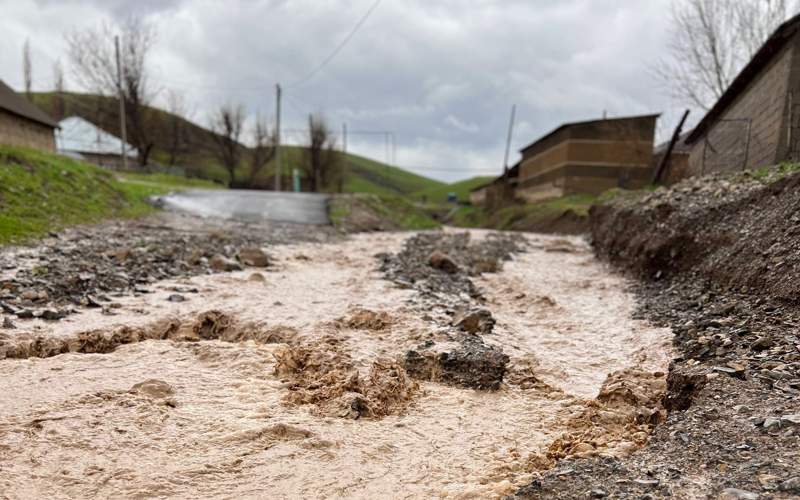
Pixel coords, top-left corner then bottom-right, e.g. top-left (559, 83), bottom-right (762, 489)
top-left (0, 109), bottom-right (56, 151)
top-left (688, 39), bottom-right (796, 175)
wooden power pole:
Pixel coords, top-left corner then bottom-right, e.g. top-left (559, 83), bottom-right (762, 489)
top-left (502, 104), bottom-right (516, 175)
top-left (652, 109), bottom-right (690, 184)
top-left (114, 36), bottom-right (128, 170)
top-left (274, 83), bottom-right (282, 192)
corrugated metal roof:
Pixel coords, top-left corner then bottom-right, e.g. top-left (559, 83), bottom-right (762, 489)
top-left (0, 79), bottom-right (59, 128)
top-left (56, 116), bottom-right (138, 157)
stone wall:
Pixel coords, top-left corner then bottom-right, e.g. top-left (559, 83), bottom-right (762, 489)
top-left (0, 109), bottom-right (56, 151)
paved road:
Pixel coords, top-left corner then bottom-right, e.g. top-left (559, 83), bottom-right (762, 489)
top-left (157, 189), bottom-right (330, 225)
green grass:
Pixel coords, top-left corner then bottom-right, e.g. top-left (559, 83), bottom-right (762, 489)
top-left (748, 162), bottom-right (800, 183)
top-left (412, 176), bottom-right (495, 203)
top-left (116, 172), bottom-right (224, 190)
top-left (0, 145), bottom-right (162, 244)
top-left (329, 193), bottom-right (440, 231)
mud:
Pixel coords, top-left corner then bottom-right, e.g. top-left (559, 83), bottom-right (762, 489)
top-left (0, 228), bottom-right (673, 498)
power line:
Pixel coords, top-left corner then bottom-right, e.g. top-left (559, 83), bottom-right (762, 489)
top-left (287, 0), bottom-right (382, 88)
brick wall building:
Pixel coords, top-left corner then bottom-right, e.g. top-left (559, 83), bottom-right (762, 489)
top-left (0, 79), bottom-right (58, 151)
top-left (515, 114), bottom-right (658, 202)
top-left (686, 14), bottom-right (800, 174)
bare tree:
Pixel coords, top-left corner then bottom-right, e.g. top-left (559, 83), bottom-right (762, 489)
top-left (208, 103), bottom-right (244, 186)
top-left (657, 0), bottom-right (793, 110)
top-left (248, 113), bottom-right (277, 186)
top-left (165, 90), bottom-right (190, 166)
top-left (65, 17), bottom-right (157, 166)
top-left (22, 39), bottom-right (32, 99)
top-left (52, 60), bottom-right (66, 120)
top-left (304, 114), bottom-right (341, 192)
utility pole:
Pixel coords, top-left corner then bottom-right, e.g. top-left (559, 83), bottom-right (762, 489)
top-left (502, 104), bottom-right (516, 174)
top-left (274, 83), bottom-right (282, 192)
top-left (391, 133), bottom-right (396, 165)
top-left (114, 36), bottom-right (128, 170)
top-left (340, 123), bottom-right (347, 193)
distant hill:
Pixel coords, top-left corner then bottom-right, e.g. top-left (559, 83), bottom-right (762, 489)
top-left (412, 176), bottom-right (496, 203)
top-left (30, 91), bottom-right (443, 196)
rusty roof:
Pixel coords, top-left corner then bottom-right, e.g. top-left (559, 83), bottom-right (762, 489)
top-left (0, 79), bottom-right (58, 128)
top-left (686, 13), bottom-right (800, 144)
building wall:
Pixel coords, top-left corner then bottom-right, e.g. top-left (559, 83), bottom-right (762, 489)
top-left (688, 38), bottom-right (796, 175)
top-left (0, 109), bottom-right (55, 151)
top-left (469, 188), bottom-right (487, 206)
top-left (518, 116), bottom-right (656, 198)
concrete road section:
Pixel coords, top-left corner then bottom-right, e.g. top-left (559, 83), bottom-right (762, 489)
top-left (157, 189), bottom-right (330, 225)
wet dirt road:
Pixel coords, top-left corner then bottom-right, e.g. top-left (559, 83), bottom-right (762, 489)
top-left (0, 230), bottom-right (672, 499)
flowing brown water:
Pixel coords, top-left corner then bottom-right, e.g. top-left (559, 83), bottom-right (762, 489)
top-left (0, 231), bottom-right (671, 499)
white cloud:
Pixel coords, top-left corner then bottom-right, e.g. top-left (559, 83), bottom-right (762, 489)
top-left (0, 0), bottom-right (679, 181)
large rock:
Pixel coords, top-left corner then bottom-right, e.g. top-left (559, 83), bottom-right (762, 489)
top-left (238, 247), bottom-right (269, 267)
top-left (210, 254), bottom-right (243, 272)
top-left (662, 364), bottom-right (707, 411)
top-left (404, 337), bottom-right (509, 390)
top-left (428, 251), bottom-right (459, 274)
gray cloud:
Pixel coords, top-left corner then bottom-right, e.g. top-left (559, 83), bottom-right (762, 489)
top-left (3, 0), bottom-right (678, 181)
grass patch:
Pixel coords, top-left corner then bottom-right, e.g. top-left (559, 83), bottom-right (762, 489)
top-left (748, 162), bottom-right (800, 183)
top-left (329, 193), bottom-right (440, 232)
top-left (116, 171), bottom-right (224, 190)
top-left (0, 145), bottom-right (161, 244)
top-left (412, 176), bottom-right (495, 204)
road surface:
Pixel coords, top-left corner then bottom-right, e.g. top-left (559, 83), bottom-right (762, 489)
top-left (157, 189), bottom-right (330, 225)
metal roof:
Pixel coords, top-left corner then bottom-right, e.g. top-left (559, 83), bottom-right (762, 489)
top-left (56, 116), bottom-right (138, 157)
top-left (519, 114), bottom-right (661, 154)
top-left (0, 79), bottom-right (58, 128)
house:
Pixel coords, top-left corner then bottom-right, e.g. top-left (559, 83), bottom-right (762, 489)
top-left (652, 132), bottom-right (691, 184)
top-left (0, 79), bottom-right (58, 151)
top-left (470, 162), bottom-right (519, 208)
top-left (685, 13), bottom-right (800, 174)
top-left (516, 114), bottom-right (658, 202)
top-left (56, 116), bottom-right (138, 169)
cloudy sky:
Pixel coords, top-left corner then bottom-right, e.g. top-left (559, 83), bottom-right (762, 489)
top-left (2, 0), bottom-right (686, 181)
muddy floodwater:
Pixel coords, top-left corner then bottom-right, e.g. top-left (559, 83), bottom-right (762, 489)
top-left (0, 231), bottom-right (672, 499)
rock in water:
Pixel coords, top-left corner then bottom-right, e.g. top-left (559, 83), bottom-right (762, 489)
top-left (210, 254), bottom-right (243, 272)
top-left (452, 308), bottom-right (495, 334)
top-left (238, 247), bottom-right (269, 267)
top-left (428, 251), bottom-right (459, 274)
top-left (404, 337), bottom-right (509, 390)
top-left (130, 379), bottom-right (175, 399)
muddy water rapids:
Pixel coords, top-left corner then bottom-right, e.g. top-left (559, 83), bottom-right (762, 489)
top-left (0, 231), bottom-right (672, 499)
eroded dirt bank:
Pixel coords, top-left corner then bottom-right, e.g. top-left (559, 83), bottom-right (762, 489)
top-left (0, 222), bottom-right (671, 498)
top-left (516, 170), bottom-right (800, 498)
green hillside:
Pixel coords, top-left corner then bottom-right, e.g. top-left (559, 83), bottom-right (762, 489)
top-left (0, 145), bottom-right (177, 244)
top-left (412, 176), bottom-right (495, 203)
top-left (30, 92), bottom-right (442, 196)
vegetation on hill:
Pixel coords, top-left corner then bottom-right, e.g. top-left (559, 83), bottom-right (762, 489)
top-left (0, 145), bottom-right (180, 244)
top-left (328, 194), bottom-right (440, 232)
top-left (412, 176), bottom-right (495, 203)
top-left (31, 91), bottom-right (443, 196)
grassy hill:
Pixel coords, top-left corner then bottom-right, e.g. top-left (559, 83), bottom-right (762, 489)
top-left (412, 176), bottom-right (495, 203)
top-left (0, 145), bottom-right (181, 244)
top-left (31, 92), bottom-right (443, 196)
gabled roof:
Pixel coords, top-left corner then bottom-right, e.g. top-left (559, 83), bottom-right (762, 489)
top-left (686, 13), bottom-right (800, 144)
top-left (56, 116), bottom-right (138, 157)
top-left (0, 79), bottom-right (58, 128)
top-left (519, 113), bottom-right (661, 154)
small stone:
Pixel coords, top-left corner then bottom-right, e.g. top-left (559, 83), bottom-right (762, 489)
top-left (238, 247), bottom-right (269, 267)
top-left (719, 488), bottom-right (758, 500)
top-left (780, 414), bottom-right (800, 426)
top-left (210, 254), bottom-right (243, 272)
top-left (763, 417), bottom-right (781, 430)
top-left (751, 337), bottom-right (774, 351)
top-left (1, 316), bottom-right (15, 329)
top-left (15, 309), bottom-right (34, 319)
top-left (779, 476), bottom-right (800, 493)
top-left (248, 272), bottom-right (266, 282)
top-left (452, 308), bottom-right (495, 334)
top-left (589, 488), bottom-right (608, 498)
top-left (428, 251), bottom-right (459, 274)
top-left (20, 290), bottom-right (39, 301)
top-left (38, 309), bottom-right (66, 321)
top-left (167, 294), bottom-right (186, 303)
